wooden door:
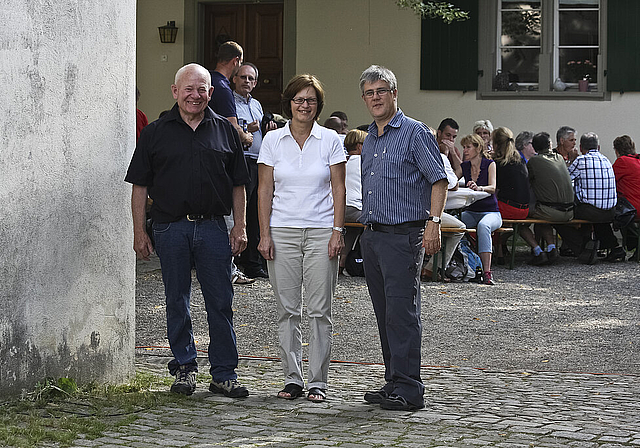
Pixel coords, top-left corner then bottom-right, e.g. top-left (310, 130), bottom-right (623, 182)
top-left (204, 3), bottom-right (284, 114)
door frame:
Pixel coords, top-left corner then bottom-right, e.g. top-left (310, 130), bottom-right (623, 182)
top-left (183, 0), bottom-right (296, 86)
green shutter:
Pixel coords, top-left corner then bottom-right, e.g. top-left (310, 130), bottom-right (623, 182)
top-left (420, 0), bottom-right (478, 91)
top-left (607, 0), bottom-right (640, 92)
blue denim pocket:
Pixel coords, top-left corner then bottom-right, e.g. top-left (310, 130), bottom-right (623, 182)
top-left (153, 222), bottom-right (172, 234)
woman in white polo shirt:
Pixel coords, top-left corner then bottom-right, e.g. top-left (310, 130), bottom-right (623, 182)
top-left (257, 74), bottom-right (346, 403)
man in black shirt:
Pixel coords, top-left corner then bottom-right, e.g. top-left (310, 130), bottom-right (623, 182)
top-left (125, 63), bottom-right (250, 398)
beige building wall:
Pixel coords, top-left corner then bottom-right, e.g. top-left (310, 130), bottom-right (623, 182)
top-left (0, 0), bottom-right (136, 396)
top-left (136, 0), bottom-right (186, 120)
top-left (297, 0), bottom-right (638, 161)
top-left (135, 0), bottom-right (639, 160)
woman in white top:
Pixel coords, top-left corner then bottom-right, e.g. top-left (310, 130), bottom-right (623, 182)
top-left (257, 74), bottom-right (346, 403)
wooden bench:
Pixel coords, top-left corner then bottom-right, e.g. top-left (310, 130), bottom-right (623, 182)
top-left (344, 222), bottom-right (514, 281)
top-left (499, 218), bottom-right (640, 268)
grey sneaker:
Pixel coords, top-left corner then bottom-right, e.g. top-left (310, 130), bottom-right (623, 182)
top-left (171, 366), bottom-right (196, 395)
top-left (209, 378), bottom-right (249, 398)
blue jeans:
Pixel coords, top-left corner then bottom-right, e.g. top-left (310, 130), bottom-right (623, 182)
top-left (461, 211), bottom-right (502, 253)
top-left (153, 217), bottom-right (239, 381)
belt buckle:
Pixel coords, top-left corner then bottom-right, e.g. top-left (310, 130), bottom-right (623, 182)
top-left (187, 214), bottom-right (202, 221)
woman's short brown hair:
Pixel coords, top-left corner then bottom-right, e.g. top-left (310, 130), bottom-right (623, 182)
top-left (613, 135), bottom-right (636, 156)
top-left (281, 74), bottom-right (325, 120)
top-left (344, 129), bottom-right (368, 152)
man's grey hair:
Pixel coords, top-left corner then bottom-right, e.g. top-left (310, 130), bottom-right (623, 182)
top-left (241, 62), bottom-right (259, 80)
top-left (580, 132), bottom-right (599, 151)
top-left (515, 131), bottom-right (534, 151)
top-left (174, 63), bottom-right (211, 86)
top-left (359, 65), bottom-right (397, 93)
top-left (556, 126), bottom-right (576, 144)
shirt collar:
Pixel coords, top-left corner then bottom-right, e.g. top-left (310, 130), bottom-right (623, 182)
top-left (280, 120), bottom-right (323, 141)
top-left (166, 103), bottom-right (214, 125)
top-left (367, 108), bottom-right (404, 134)
top-left (233, 91), bottom-right (252, 104)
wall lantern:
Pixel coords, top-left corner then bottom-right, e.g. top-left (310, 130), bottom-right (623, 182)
top-left (158, 21), bottom-right (178, 44)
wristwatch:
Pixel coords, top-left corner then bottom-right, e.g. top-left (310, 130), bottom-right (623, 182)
top-left (332, 226), bottom-right (346, 235)
top-left (427, 216), bottom-right (442, 224)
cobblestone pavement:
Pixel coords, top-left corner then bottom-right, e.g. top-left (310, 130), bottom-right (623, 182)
top-left (89, 254), bottom-right (640, 448)
top-left (70, 354), bottom-right (640, 448)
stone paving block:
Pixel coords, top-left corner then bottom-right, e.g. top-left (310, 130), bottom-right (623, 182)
top-left (459, 415), bottom-right (502, 424)
top-left (543, 423), bottom-right (583, 432)
top-left (598, 435), bottom-right (632, 443)
top-left (460, 439), bottom-right (493, 446)
top-left (566, 442), bottom-right (597, 448)
top-left (68, 440), bottom-right (102, 447)
top-left (92, 436), bottom-right (129, 445)
top-left (549, 431), bottom-right (596, 441)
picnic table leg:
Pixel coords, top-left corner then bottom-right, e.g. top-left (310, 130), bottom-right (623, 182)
top-left (509, 224), bottom-right (519, 269)
top-left (431, 251), bottom-right (439, 281)
top-left (441, 237), bottom-right (448, 278)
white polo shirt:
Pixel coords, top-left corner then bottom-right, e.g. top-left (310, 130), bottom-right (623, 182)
top-left (258, 121), bottom-right (346, 228)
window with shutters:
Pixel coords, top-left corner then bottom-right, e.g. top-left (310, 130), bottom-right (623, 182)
top-left (477, 0), bottom-right (609, 99)
top-left (422, 0), bottom-right (640, 97)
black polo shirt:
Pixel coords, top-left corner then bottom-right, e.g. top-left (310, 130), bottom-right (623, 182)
top-left (125, 104), bottom-right (249, 223)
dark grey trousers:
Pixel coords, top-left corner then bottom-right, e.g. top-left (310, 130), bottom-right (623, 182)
top-left (360, 226), bottom-right (425, 406)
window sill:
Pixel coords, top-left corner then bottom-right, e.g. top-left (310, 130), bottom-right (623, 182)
top-left (478, 90), bottom-right (611, 101)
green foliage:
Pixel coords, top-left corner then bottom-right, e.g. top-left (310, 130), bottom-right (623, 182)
top-left (396, 0), bottom-right (470, 23)
top-left (0, 372), bottom-right (180, 448)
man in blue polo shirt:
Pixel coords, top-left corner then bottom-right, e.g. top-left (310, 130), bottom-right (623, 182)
top-left (209, 41), bottom-right (255, 284)
top-left (209, 41), bottom-right (254, 150)
top-left (358, 65), bottom-right (447, 411)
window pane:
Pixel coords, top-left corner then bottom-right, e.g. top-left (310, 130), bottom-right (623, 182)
top-left (559, 0), bottom-right (598, 8)
top-left (501, 10), bottom-right (541, 46)
top-left (501, 48), bottom-right (539, 83)
top-left (559, 10), bottom-right (599, 46)
top-left (559, 49), bottom-right (598, 83)
top-left (502, 1), bottom-right (541, 10)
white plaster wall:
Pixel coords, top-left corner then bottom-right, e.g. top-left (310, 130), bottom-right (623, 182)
top-left (0, 0), bottom-right (136, 395)
top-left (296, 0), bottom-right (639, 161)
top-left (136, 0), bottom-right (185, 121)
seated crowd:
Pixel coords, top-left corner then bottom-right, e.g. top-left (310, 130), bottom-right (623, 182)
top-left (339, 116), bottom-right (640, 285)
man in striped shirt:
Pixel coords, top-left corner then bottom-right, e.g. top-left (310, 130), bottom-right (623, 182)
top-left (358, 65), bottom-right (447, 411)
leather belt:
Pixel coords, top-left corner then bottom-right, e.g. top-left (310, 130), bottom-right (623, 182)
top-left (539, 201), bottom-right (574, 212)
top-left (186, 214), bottom-right (212, 221)
top-left (368, 220), bottom-right (426, 234)
top-left (502, 199), bottom-right (529, 210)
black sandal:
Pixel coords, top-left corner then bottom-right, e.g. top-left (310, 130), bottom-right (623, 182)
top-left (307, 387), bottom-right (326, 403)
top-left (277, 383), bottom-right (303, 400)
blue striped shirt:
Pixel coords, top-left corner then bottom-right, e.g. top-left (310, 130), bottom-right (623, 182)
top-left (360, 109), bottom-right (446, 225)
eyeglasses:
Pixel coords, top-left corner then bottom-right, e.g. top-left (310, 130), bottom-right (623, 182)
top-left (363, 88), bottom-right (393, 98)
top-left (239, 75), bottom-right (256, 82)
top-left (291, 97), bottom-right (318, 105)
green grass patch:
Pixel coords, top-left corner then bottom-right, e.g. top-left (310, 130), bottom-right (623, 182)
top-left (0, 372), bottom-right (184, 448)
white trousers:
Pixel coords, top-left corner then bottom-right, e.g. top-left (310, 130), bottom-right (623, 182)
top-left (267, 227), bottom-right (337, 390)
top-left (425, 212), bottom-right (466, 270)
